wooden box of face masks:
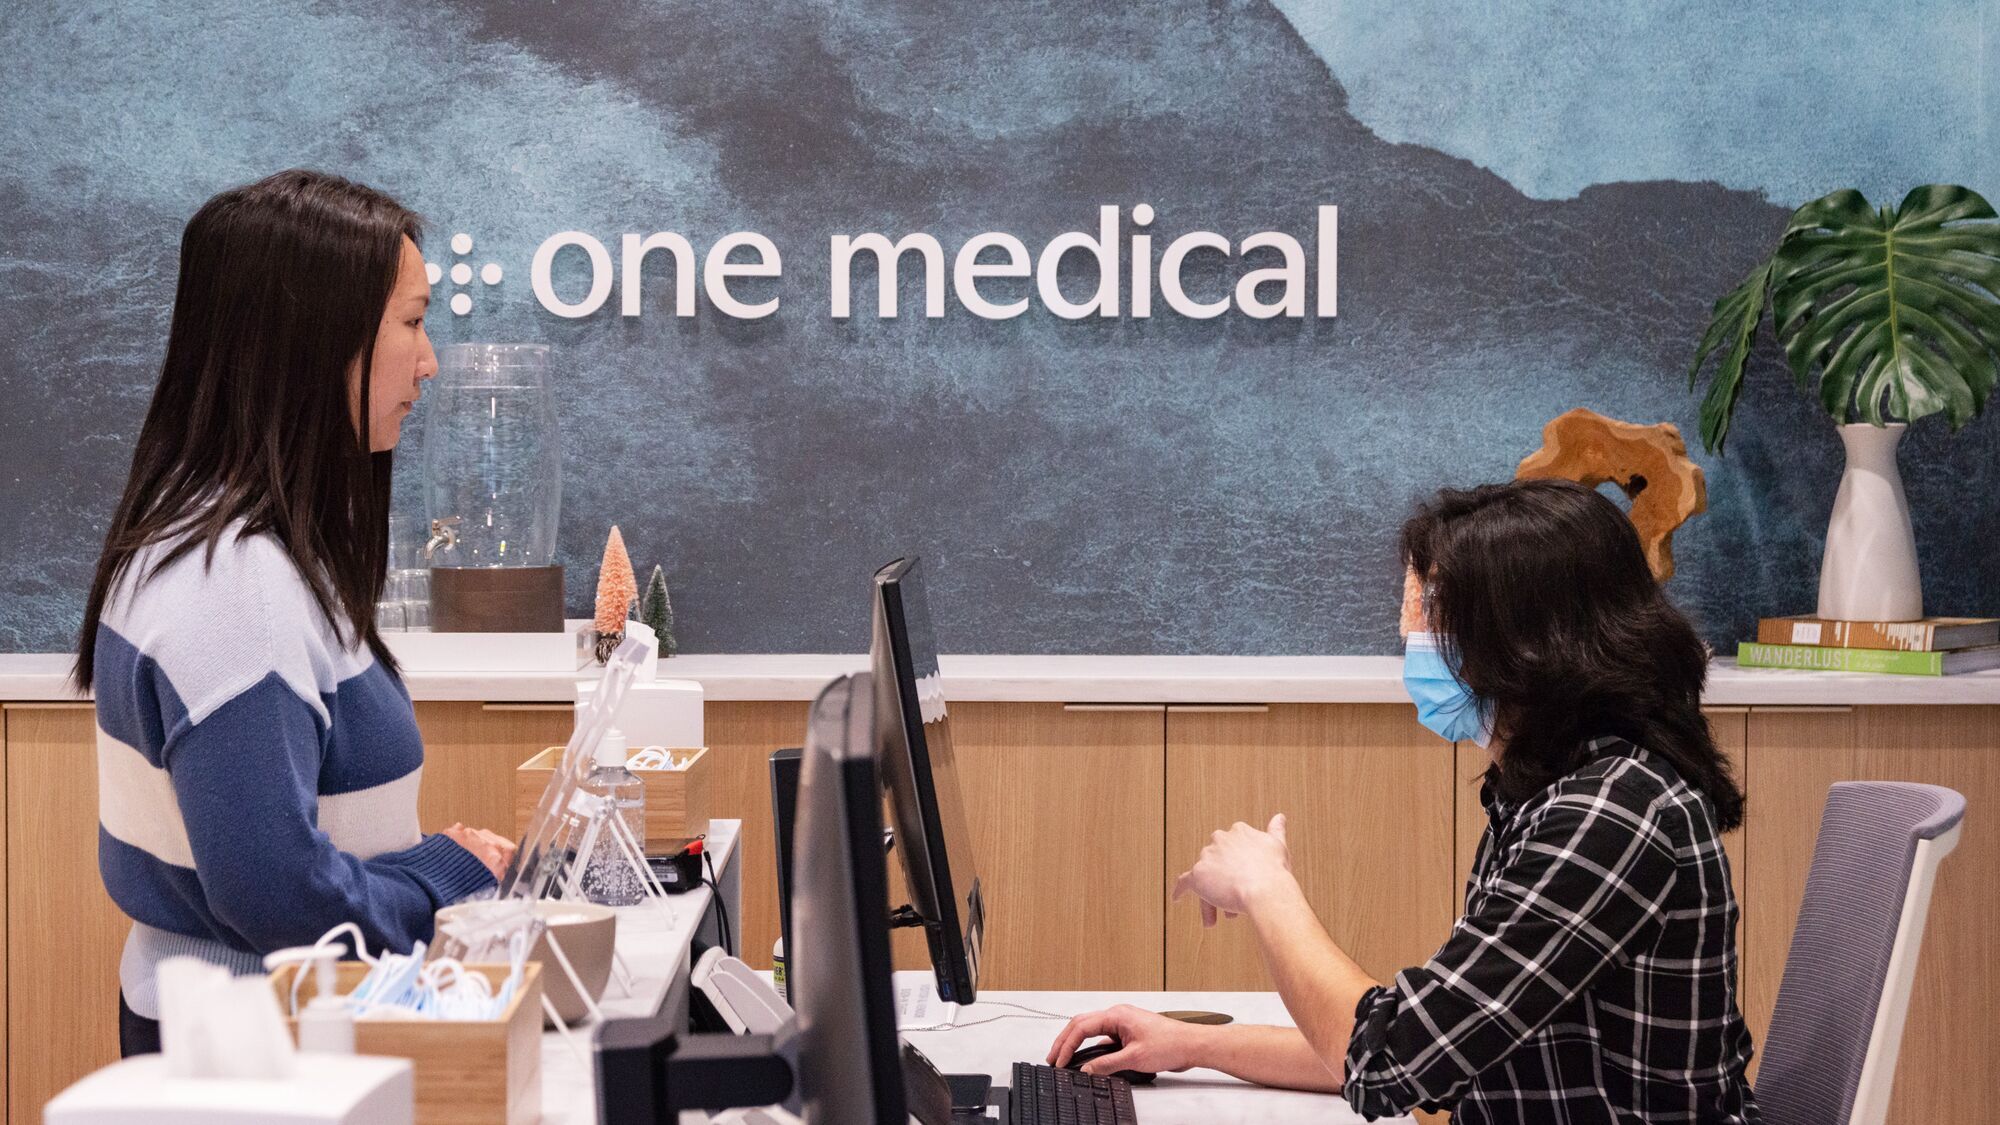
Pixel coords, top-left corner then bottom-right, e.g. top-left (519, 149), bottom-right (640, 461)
top-left (514, 745), bottom-right (711, 853)
top-left (268, 961), bottom-right (544, 1125)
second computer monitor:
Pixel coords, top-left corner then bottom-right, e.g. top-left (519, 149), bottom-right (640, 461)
top-left (789, 673), bottom-right (908, 1124)
top-left (871, 556), bottom-right (985, 1004)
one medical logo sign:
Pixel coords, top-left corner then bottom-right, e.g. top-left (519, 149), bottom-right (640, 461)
top-left (441, 205), bottom-right (1339, 321)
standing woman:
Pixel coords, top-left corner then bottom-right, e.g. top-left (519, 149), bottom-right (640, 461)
top-left (74, 169), bottom-right (517, 1056)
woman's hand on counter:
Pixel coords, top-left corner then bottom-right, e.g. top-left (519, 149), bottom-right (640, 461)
top-left (441, 822), bottom-right (517, 880)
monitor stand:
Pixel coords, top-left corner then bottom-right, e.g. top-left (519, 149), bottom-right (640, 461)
top-left (902, 1040), bottom-right (993, 1123)
top-left (948, 1072), bottom-right (995, 1112)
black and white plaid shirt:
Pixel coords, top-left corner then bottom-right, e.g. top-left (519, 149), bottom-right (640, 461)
top-left (1342, 737), bottom-right (1758, 1123)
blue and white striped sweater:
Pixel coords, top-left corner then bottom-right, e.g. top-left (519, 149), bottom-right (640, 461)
top-left (93, 526), bottom-right (494, 1017)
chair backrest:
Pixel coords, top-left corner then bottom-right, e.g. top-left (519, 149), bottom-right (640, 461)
top-left (1755, 781), bottom-right (1966, 1125)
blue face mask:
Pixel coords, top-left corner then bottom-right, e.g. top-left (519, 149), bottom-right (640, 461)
top-left (1403, 631), bottom-right (1493, 747)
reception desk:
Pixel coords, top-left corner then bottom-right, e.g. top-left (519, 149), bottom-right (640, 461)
top-left (2, 653), bottom-right (1994, 1124)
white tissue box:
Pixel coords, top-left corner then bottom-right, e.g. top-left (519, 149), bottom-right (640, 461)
top-left (573, 676), bottom-right (704, 746)
top-left (46, 1052), bottom-right (415, 1125)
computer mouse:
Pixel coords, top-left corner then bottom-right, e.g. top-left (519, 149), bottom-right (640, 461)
top-left (1065, 1038), bottom-right (1157, 1085)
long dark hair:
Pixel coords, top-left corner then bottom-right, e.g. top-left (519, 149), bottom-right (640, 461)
top-left (1400, 478), bottom-right (1744, 831)
top-left (74, 169), bottom-right (420, 689)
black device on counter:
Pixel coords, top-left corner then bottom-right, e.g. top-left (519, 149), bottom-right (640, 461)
top-left (646, 838), bottom-right (706, 894)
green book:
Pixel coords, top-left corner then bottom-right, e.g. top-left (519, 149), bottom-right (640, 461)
top-left (1737, 641), bottom-right (2000, 676)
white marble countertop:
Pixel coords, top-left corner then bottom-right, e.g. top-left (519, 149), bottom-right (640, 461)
top-left (6, 650), bottom-right (2000, 707)
top-left (540, 819), bottom-right (739, 1124)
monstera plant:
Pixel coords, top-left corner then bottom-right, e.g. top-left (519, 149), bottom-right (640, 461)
top-left (1687, 185), bottom-right (2000, 622)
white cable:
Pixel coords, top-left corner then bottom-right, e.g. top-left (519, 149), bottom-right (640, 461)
top-left (627, 747), bottom-right (674, 770)
top-left (905, 1001), bottom-right (1075, 1034)
top-left (286, 922), bottom-right (379, 1017)
top-left (976, 1000), bottom-right (1073, 1019)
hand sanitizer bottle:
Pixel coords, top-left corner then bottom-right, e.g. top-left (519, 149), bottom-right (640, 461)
top-left (581, 727), bottom-right (648, 906)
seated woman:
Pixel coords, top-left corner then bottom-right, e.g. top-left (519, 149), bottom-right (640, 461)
top-left (1049, 478), bottom-right (1758, 1124)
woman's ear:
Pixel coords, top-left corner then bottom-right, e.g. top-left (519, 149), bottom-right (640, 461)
top-left (1399, 567), bottom-right (1426, 639)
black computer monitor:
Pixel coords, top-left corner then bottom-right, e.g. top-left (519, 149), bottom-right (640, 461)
top-left (871, 556), bottom-right (985, 1004)
top-left (789, 672), bottom-right (907, 1123)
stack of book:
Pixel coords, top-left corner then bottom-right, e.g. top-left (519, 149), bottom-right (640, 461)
top-left (1737, 616), bottom-right (2000, 676)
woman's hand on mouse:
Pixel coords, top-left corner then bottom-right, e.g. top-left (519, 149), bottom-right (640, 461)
top-left (1171, 813), bottom-right (1298, 927)
top-left (1046, 1004), bottom-right (1205, 1076)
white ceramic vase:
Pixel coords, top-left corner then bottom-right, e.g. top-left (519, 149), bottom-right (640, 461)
top-left (1817, 422), bottom-right (1923, 622)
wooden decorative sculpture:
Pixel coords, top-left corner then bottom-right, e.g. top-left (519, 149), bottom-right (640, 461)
top-left (1515, 408), bottom-right (1707, 581)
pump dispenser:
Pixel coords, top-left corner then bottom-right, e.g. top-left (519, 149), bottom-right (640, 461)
top-left (596, 727), bottom-right (629, 770)
top-left (264, 945), bottom-right (355, 1055)
top-left (580, 727), bottom-right (648, 905)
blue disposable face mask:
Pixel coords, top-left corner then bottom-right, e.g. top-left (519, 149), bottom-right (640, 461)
top-left (1403, 631), bottom-right (1493, 747)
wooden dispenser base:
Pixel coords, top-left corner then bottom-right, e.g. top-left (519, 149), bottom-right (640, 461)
top-left (430, 565), bottom-right (565, 633)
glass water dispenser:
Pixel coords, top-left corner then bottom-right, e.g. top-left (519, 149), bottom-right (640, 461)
top-left (422, 342), bottom-right (565, 631)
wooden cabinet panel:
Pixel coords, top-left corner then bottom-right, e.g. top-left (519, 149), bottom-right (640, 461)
top-left (412, 702), bottom-right (574, 836)
top-left (0, 707), bottom-right (8, 1118)
top-left (714, 700), bottom-right (1169, 992)
top-left (704, 701), bottom-right (811, 971)
top-left (1743, 705), bottom-right (2000, 1125)
top-left (6, 704), bottom-right (126, 1125)
top-left (1707, 708), bottom-right (1749, 951)
top-left (1166, 704), bottom-right (1455, 991)
top-left (884, 703), bottom-right (1167, 992)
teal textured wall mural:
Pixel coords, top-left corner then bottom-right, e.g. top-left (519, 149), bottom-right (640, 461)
top-left (2, 0), bottom-right (1995, 654)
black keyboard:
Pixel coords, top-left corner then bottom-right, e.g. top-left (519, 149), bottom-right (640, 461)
top-left (1008, 1061), bottom-right (1139, 1125)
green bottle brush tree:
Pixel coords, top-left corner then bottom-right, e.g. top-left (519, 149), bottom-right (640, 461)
top-left (640, 564), bottom-right (678, 657)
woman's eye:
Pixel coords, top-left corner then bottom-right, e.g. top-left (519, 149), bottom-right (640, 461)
top-left (408, 318), bottom-right (424, 328)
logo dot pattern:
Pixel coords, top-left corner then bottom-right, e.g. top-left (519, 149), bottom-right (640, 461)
top-left (427, 233), bottom-right (504, 316)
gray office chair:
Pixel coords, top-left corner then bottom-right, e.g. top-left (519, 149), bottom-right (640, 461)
top-left (1754, 781), bottom-right (1967, 1125)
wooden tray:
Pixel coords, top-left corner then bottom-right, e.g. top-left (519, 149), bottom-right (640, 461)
top-left (515, 744), bottom-right (710, 851)
top-left (269, 961), bottom-right (543, 1125)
